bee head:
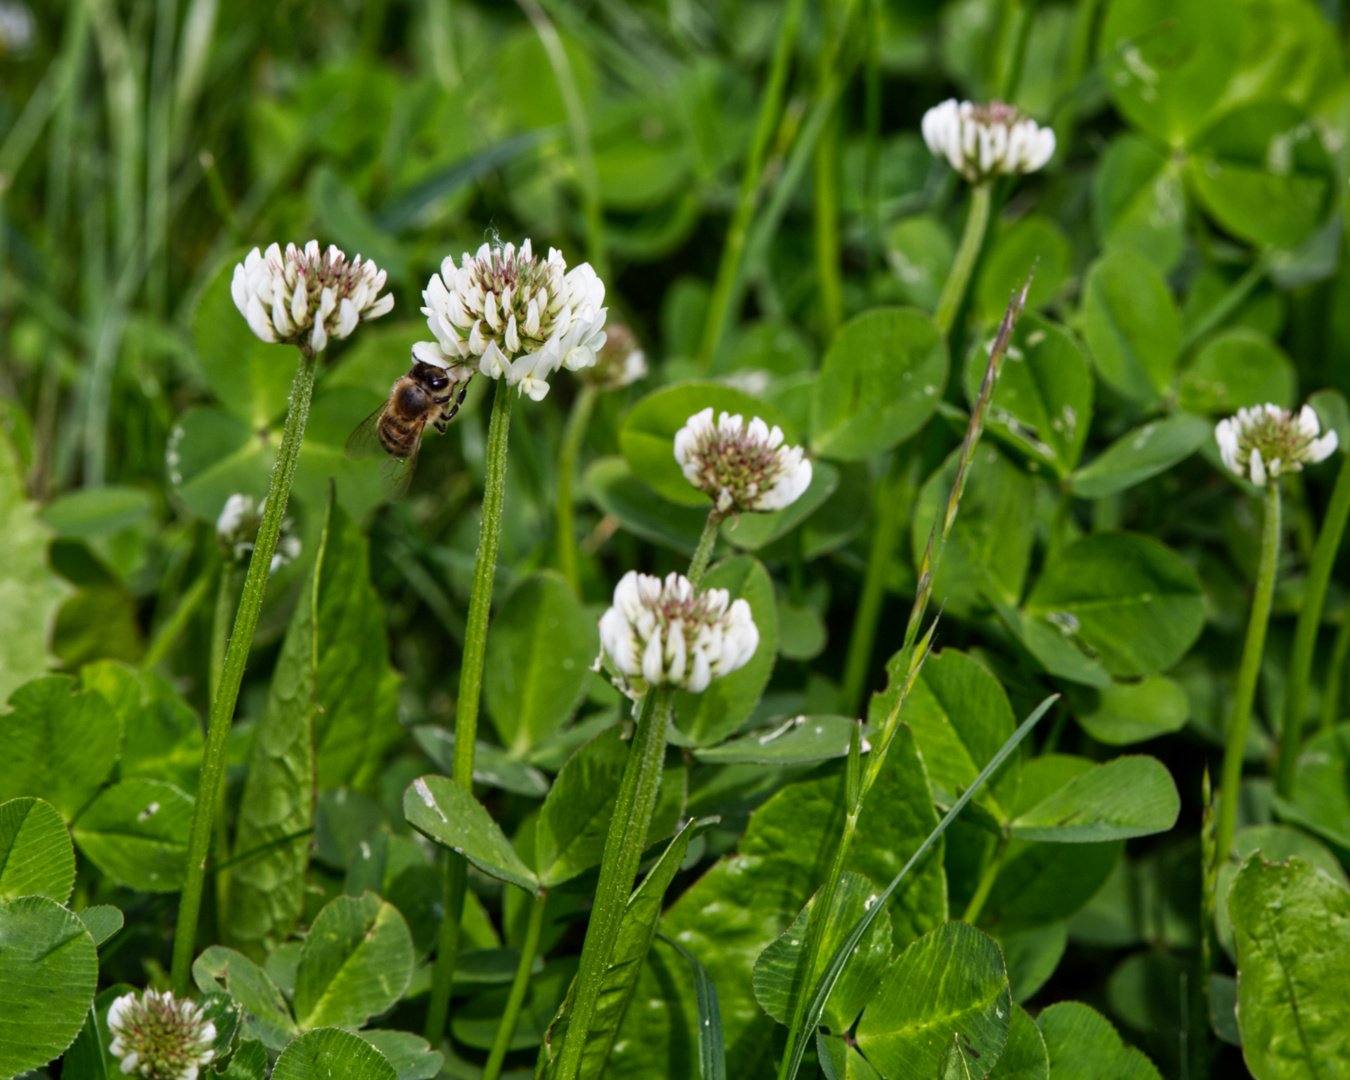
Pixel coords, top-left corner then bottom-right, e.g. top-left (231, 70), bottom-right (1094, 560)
top-left (411, 361), bottom-right (451, 392)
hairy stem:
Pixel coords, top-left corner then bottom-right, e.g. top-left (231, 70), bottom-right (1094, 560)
top-left (482, 890), bottom-right (549, 1080)
top-left (688, 508), bottom-right (725, 588)
top-left (1278, 452), bottom-right (1350, 796)
top-left (556, 384), bottom-right (597, 593)
top-left (425, 377), bottom-right (515, 1045)
top-left (697, 0), bottom-right (807, 367)
top-left (170, 346), bottom-right (317, 993)
top-left (552, 688), bottom-right (674, 1080)
top-left (934, 182), bottom-right (992, 336)
top-left (1214, 483), bottom-right (1282, 876)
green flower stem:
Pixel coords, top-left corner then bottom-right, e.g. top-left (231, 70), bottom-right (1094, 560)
top-left (170, 345), bottom-right (318, 994)
top-left (482, 890), bottom-right (549, 1080)
top-left (556, 383), bottom-right (598, 593)
top-left (1213, 482), bottom-right (1282, 877)
top-left (841, 449), bottom-right (912, 715)
top-left (688, 508), bottom-right (725, 588)
top-left (552, 687), bottom-right (675, 1080)
top-left (1321, 612), bottom-right (1350, 732)
top-left (813, 105), bottom-right (843, 340)
top-left (425, 377), bottom-right (516, 1046)
top-left (960, 836), bottom-right (1008, 925)
top-left (696, 0), bottom-right (807, 367)
top-left (209, 562), bottom-right (239, 704)
top-left (1278, 452), bottom-right (1350, 796)
top-left (1178, 254), bottom-right (1269, 353)
top-left (934, 182), bottom-right (992, 336)
top-left (142, 564), bottom-right (213, 670)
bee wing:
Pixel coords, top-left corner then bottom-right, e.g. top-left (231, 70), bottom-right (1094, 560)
top-left (380, 427), bottom-right (422, 502)
top-left (346, 405), bottom-right (388, 461)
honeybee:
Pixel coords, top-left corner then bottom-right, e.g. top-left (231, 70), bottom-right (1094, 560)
top-left (346, 359), bottom-right (471, 499)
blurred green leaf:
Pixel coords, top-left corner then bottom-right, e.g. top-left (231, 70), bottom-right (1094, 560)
top-left (997, 924), bottom-right (1067, 1005)
top-left (0, 797), bottom-right (75, 904)
top-left (810, 308), bottom-right (947, 462)
top-left (1025, 532), bottom-right (1205, 678)
top-left (0, 896), bottom-right (98, 1078)
top-left (988, 1004), bottom-right (1049, 1079)
top-left (413, 728), bottom-right (549, 798)
top-left (1274, 723), bottom-right (1350, 848)
top-left (354, 1032), bottom-right (443, 1080)
top-left (1179, 329), bottom-right (1297, 414)
top-left (1073, 676), bottom-right (1190, 745)
top-left (1070, 413), bottom-right (1213, 498)
top-left (1187, 101), bottom-right (1334, 249)
top-left (965, 315), bottom-right (1093, 476)
top-left (1093, 134), bottom-right (1186, 273)
top-left (41, 487), bottom-right (153, 539)
top-left (71, 779), bottom-right (193, 892)
top-left (484, 570), bottom-right (597, 756)
top-left (692, 714), bottom-right (857, 766)
top-left (80, 664), bottom-right (203, 793)
top-left (0, 438), bottom-right (73, 707)
top-left (0, 675), bottom-right (120, 818)
top-left (585, 456), bottom-right (708, 553)
top-left (1098, 0), bottom-right (1241, 145)
top-left (1079, 249), bottom-right (1181, 404)
top-left (884, 216), bottom-right (955, 313)
top-left (976, 216), bottom-right (1070, 320)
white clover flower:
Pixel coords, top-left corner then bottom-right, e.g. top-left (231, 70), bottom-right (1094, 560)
top-left (598, 571), bottom-right (758, 695)
top-left (579, 323), bottom-right (647, 390)
top-left (230, 241), bottom-right (393, 353)
top-left (1215, 403), bottom-right (1339, 488)
top-left (216, 493), bottom-right (300, 573)
top-left (674, 407), bottom-right (813, 515)
top-left (416, 238), bottom-right (607, 401)
top-left (107, 989), bottom-right (217, 1080)
top-left (0, 1), bottom-right (36, 55)
top-left (921, 99), bottom-right (1056, 183)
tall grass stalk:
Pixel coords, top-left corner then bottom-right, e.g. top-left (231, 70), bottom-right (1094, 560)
top-left (1213, 482), bottom-right (1281, 876)
top-left (170, 346), bottom-right (319, 993)
top-left (482, 891), bottom-right (549, 1080)
top-left (775, 279), bottom-right (1031, 1080)
top-left (1278, 451), bottom-right (1350, 796)
top-left (424, 378), bottom-right (515, 1045)
top-left (696, 0), bottom-right (806, 368)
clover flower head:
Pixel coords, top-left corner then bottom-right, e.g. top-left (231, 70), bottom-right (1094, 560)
top-left (1215, 403), bottom-right (1339, 487)
top-left (107, 989), bottom-right (217, 1080)
top-left (579, 323), bottom-right (647, 390)
top-left (598, 571), bottom-right (759, 695)
top-left (674, 407), bottom-right (813, 514)
top-left (0, 1), bottom-right (36, 56)
top-left (921, 99), bottom-right (1056, 183)
top-left (231, 241), bottom-right (393, 353)
top-left (417, 237), bottom-right (607, 401)
top-left (216, 493), bottom-right (300, 573)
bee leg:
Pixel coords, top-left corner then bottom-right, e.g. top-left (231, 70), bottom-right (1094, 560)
top-left (433, 394), bottom-right (451, 405)
top-left (435, 420), bottom-right (448, 433)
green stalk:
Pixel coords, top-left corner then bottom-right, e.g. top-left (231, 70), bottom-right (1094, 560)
top-left (696, 0), bottom-right (807, 367)
top-left (556, 384), bottom-right (597, 593)
top-left (1213, 482), bottom-right (1281, 877)
top-left (142, 565), bottom-right (212, 670)
top-left (1321, 612), bottom-right (1350, 732)
top-left (688, 509), bottom-right (725, 588)
top-left (424, 378), bottom-right (515, 1045)
top-left (960, 836), bottom-right (1007, 925)
top-left (209, 562), bottom-right (239, 705)
top-left (840, 448), bottom-right (912, 715)
top-left (516, 0), bottom-right (607, 280)
top-left (1278, 453), bottom-right (1350, 796)
top-left (146, 0), bottom-right (177, 314)
top-left (170, 346), bottom-right (318, 993)
top-left (934, 182), bottom-right (992, 336)
top-left (1179, 256), bottom-right (1269, 353)
top-left (552, 688), bottom-right (675, 1080)
top-left (999, 0), bottom-right (1040, 103)
top-left (481, 891), bottom-right (549, 1080)
top-left (813, 105), bottom-right (843, 340)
